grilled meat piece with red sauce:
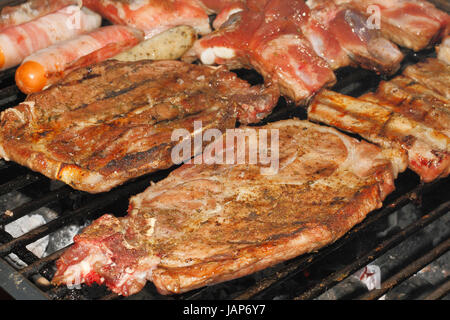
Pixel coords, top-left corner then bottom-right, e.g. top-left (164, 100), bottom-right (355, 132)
top-left (52, 119), bottom-right (396, 296)
top-left (187, 0), bottom-right (404, 105)
top-left (187, 0), bottom-right (337, 104)
top-left (0, 59), bottom-right (278, 193)
top-left (306, 0), bottom-right (404, 74)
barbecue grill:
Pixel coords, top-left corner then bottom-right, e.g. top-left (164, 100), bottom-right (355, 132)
top-left (0, 0), bottom-right (449, 301)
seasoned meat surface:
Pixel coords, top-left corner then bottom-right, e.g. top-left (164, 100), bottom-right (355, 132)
top-left (0, 60), bottom-right (278, 193)
top-left (52, 119), bottom-right (395, 296)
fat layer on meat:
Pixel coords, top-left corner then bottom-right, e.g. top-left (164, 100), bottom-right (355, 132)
top-left (0, 59), bottom-right (278, 193)
top-left (52, 119), bottom-right (395, 296)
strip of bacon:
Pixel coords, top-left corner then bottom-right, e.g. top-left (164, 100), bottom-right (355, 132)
top-left (0, 5), bottom-right (101, 71)
top-left (0, 0), bottom-right (80, 30)
top-left (82, 0), bottom-right (211, 38)
top-left (15, 25), bottom-right (144, 94)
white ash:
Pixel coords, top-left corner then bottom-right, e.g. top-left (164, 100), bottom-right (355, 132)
top-left (0, 191), bottom-right (87, 268)
top-left (5, 214), bottom-right (49, 268)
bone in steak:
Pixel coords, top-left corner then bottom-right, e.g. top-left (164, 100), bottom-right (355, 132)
top-left (52, 119), bottom-right (396, 296)
top-left (0, 59), bottom-right (278, 193)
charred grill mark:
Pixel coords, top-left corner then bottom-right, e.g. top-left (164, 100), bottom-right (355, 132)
top-left (103, 142), bottom-right (172, 172)
top-left (265, 226), bottom-right (307, 241)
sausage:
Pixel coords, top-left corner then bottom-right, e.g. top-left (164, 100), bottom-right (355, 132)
top-left (0, 0), bottom-right (81, 30)
top-left (0, 5), bottom-right (101, 71)
top-left (15, 25), bottom-right (144, 94)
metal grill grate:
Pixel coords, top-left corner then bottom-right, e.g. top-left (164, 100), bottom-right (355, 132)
top-left (0, 2), bottom-right (449, 300)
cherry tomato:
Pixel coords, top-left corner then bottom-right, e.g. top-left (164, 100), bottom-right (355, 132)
top-left (15, 60), bottom-right (47, 94)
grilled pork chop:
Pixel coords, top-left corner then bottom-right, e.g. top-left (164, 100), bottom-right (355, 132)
top-left (52, 119), bottom-right (396, 296)
top-left (0, 59), bottom-right (278, 193)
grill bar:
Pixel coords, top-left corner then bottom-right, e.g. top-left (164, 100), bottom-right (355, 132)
top-left (19, 247), bottom-right (67, 278)
top-left (423, 279), bottom-right (450, 300)
top-left (0, 85), bottom-right (19, 101)
top-left (0, 68), bottom-right (16, 83)
top-left (0, 229), bottom-right (40, 266)
top-left (357, 237), bottom-right (450, 300)
top-left (0, 174), bottom-right (43, 197)
top-left (293, 200), bottom-right (450, 300)
top-left (0, 186), bottom-right (73, 225)
top-left (0, 160), bottom-right (13, 171)
top-left (0, 257), bottom-right (49, 300)
top-left (0, 176), bottom-right (151, 257)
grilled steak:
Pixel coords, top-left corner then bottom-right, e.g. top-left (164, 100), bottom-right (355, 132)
top-left (0, 59), bottom-right (278, 193)
top-left (52, 119), bottom-right (396, 296)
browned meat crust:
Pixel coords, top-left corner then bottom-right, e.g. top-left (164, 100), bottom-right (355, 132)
top-left (0, 59), bottom-right (278, 193)
top-left (52, 119), bottom-right (395, 296)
